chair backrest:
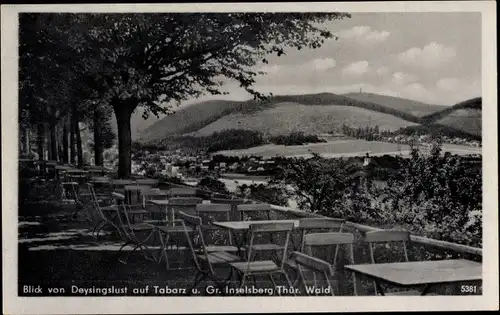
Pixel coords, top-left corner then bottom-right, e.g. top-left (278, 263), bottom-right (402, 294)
top-left (87, 183), bottom-right (103, 219)
top-left (246, 222), bottom-right (295, 269)
top-left (111, 191), bottom-right (136, 237)
top-left (236, 203), bottom-right (272, 220)
top-left (297, 218), bottom-right (346, 251)
top-left (290, 251), bottom-right (335, 296)
top-left (178, 211), bottom-right (212, 273)
top-left (135, 179), bottom-right (160, 187)
top-left (196, 203), bottom-right (232, 222)
top-left (364, 230), bottom-right (411, 263)
top-left (303, 232), bottom-right (356, 269)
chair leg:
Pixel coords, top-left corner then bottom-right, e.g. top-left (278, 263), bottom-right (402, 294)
top-left (268, 274), bottom-right (278, 294)
top-left (239, 273), bottom-right (247, 289)
top-left (119, 244), bottom-right (139, 264)
top-left (283, 271), bottom-right (296, 296)
top-left (117, 241), bottom-right (132, 264)
top-left (91, 220), bottom-right (104, 238)
top-left (188, 271), bottom-right (206, 294)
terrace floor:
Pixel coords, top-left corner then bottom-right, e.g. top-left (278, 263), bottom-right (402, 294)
top-left (18, 180), bottom-right (482, 297)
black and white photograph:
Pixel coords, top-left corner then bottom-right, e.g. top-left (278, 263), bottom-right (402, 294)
top-left (2, 2), bottom-right (498, 313)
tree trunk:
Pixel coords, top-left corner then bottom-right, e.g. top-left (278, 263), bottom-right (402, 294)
top-left (70, 113), bottom-right (77, 164)
top-left (114, 101), bottom-right (134, 179)
top-left (62, 120), bottom-right (69, 163)
top-left (25, 128), bottom-right (31, 155)
top-left (76, 120), bottom-right (83, 167)
top-left (37, 123), bottom-right (44, 160)
top-left (57, 124), bottom-right (64, 161)
top-left (93, 110), bottom-right (103, 166)
top-left (49, 122), bottom-right (58, 162)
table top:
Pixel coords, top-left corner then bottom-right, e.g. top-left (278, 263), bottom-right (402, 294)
top-left (345, 259), bottom-right (482, 286)
top-left (213, 219), bottom-right (300, 230)
top-left (65, 169), bottom-right (88, 174)
top-left (124, 185), bottom-right (152, 191)
top-left (55, 165), bottom-right (73, 170)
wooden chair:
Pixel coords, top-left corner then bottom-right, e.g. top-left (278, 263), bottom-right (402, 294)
top-left (364, 230), bottom-right (421, 296)
top-left (87, 183), bottom-right (120, 239)
top-left (196, 204), bottom-right (237, 252)
top-left (229, 222), bottom-right (295, 294)
top-left (236, 203), bottom-right (272, 221)
top-left (289, 251), bottom-right (336, 296)
top-left (302, 232), bottom-right (358, 296)
top-left (285, 218), bottom-right (346, 283)
top-left (153, 197), bottom-right (203, 269)
top-left (295, 218), bottom-right (346, 252)
top-left (179, 211), bottom-right (241, 294)
top-left (112, 192), bottom-right (157, 264)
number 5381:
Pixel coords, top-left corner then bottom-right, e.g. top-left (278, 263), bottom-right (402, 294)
top-left (461, 285), bottom-right (478, 294)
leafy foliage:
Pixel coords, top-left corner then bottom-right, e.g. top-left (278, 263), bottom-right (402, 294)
top-left (197, 176), bottom-right (229, 194)
top-left (380, 143), bottom-right (482, 246)
top-left (273, 153), bottom-right (366, 218)
top-left (237, 183), bottom-right (289, 207)
top-left (153, 129), bottom-right (265, 153)
top-left (269, 132), bottom-right (326, 146)
top-left (273, 146), bottom-right (482, 246)
top-left (395, 124), bottom-right (481, 141)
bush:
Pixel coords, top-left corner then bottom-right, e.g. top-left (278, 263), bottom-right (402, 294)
top-left (237, 183), bottom-right (289, 207)
top-left (381, 143), bottom-right (482, 246)
top-left (273, 145), bottom-right (482, 247)
top-left (270, 132), bottom-right (326, 146)
top-left (197, 176), bottom-right (229, 194)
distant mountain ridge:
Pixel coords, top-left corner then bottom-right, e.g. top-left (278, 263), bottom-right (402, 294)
top-left (137, 93), bottom-right (482, 143)
top-left (343, 92), bottom-right (447, 117)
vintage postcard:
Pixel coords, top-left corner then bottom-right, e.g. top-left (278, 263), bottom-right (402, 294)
top-left (2, 1), bottom-right (498, 314)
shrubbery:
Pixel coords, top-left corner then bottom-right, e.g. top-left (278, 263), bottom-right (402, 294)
top-left (236, 183), bottom-right (289, 207)
top-left (274, 144), bottom-right (482, 247)
top-left (269, 132), bottom-right (326, 146)
top-left (197, 176), bottom-right (229, 194)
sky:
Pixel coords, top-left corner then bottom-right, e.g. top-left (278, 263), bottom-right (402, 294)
top-left (130, 12), bottom-right (482, 136)
top-left (185, 12), bottom-right (482, 107)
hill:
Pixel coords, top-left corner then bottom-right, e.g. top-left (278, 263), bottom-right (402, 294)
top-left (420, 97), bottom-right (482, 136)
top-left (138, 100), bottom-right (253, 142)
top-left (193, 102), bottom-right (419, 136)
top-left (137, 93), bottom-right (482, 143)
top-left (138, 92), bottom-right (424, 142)
top-left (343, 92), bottom-right (447, 117)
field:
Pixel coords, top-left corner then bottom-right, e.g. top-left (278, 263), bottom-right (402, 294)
top-left (194, 102), bottom-right (419, 136)
top-left (214, 139), bottom-right (481, 158)
top-left (437, 109), bottom-right (482, 136)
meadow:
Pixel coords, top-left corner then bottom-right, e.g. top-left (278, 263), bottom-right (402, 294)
top-left (215, 139), bottom-right (481, 158)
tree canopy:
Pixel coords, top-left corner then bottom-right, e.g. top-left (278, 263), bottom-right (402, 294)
top-left (20, 12), bottom-right (351, 176)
